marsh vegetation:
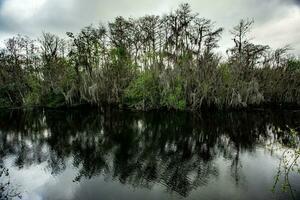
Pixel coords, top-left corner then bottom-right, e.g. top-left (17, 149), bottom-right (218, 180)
top-left (0, 3), bottom-right (299, 110)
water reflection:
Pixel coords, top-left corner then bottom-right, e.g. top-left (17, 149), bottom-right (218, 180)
top-left (0, 108), bottom-right (299, 199)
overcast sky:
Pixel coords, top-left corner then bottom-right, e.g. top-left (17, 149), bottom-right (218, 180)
top-left (0, 0), bottom-right (299, 56)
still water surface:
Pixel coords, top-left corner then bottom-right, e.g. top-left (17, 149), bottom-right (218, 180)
top-left (0, 108), bottom-right (300, 200)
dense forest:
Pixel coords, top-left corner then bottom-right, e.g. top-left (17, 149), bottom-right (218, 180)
top-left (0, 3), bottom-right (300, 110)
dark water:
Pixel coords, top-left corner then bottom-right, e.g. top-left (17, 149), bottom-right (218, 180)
top-left (0, 108), bottom-right (300, 200)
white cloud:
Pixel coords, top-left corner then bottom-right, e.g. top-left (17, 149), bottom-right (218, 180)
top-left (251, 5), bottom-right (300, 54)
top-left (1, 0), bottom-right (47, 20)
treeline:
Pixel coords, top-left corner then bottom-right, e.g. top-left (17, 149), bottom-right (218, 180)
top-left (0, 3), bottom-right (300, 110)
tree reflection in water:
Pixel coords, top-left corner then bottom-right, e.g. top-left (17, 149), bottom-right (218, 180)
top-left (0, 108), bottom-right (299, 198)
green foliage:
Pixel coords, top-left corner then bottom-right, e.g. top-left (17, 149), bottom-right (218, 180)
top-left (287, 59), bottom-right (300, 72)
top-left (24, 75), bottom-right (42, 106)
top-left (0, 97), bottom-right (11, 108)
top-left (40, 90), bottom-right (66, 108)
top-left (124, 70), bottom-right (160, 110)
top-left (0, 86), bottom-right (12, 108)
top-left (110, 47), bottom-right (129, 64)
top-left (0, 83), bottom-right (27, 107)
top-left (218, 63), bottom-right (233, 86)
top-left (161, 76), bottom-right (186, 110)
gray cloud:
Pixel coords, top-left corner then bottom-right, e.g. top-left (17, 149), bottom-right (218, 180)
top-left (294, 0), bottom-right (300, 5)
top-left (0, 0), bottom-right (299, 55)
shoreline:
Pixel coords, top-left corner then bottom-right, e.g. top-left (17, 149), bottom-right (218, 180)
top-left (2, 102), bottom-right (300, 113)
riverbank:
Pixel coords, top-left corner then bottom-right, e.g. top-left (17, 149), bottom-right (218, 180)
top-left (2, 102), bottom-right (300, 113)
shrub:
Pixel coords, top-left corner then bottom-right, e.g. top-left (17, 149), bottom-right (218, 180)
top-left (24, 75), bottom-right (42, 106)
top-left (287, 59), bottom-right (300, 72)
top-left (161, 75), bottom-right (186, 110)
top-left (124, 70), bottom-right (161, 110)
